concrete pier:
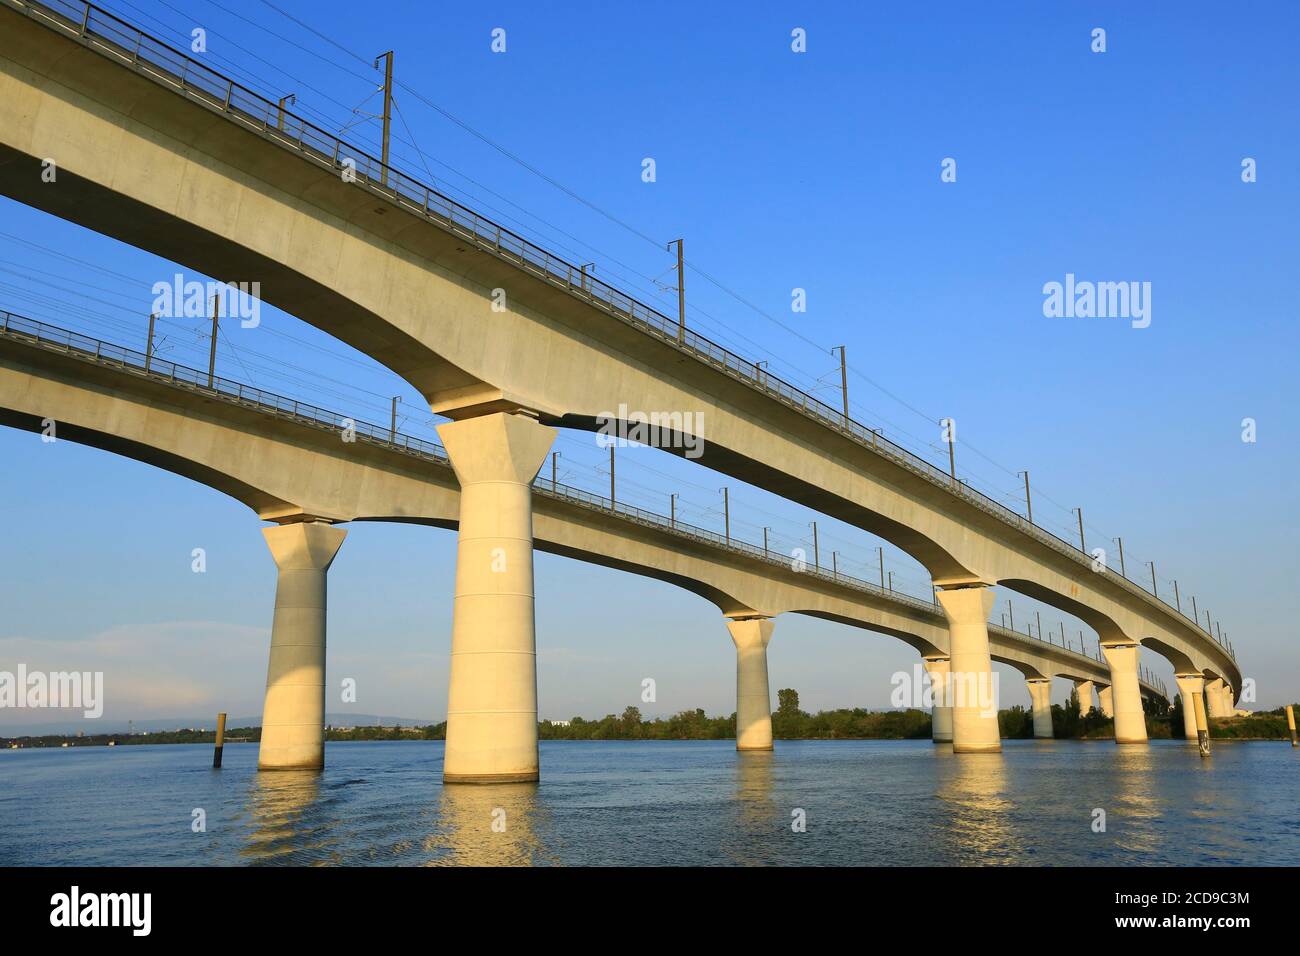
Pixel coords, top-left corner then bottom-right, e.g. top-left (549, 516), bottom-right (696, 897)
top-left (258, 520), bottom-right (346, 771)
top-left (438, 411), bottom-right (556, 784)
top-left (937, 586), bottom-right (1000, 753)
top-left (1205, 678), bottom-right (1234, 718)
top-left (922, 656), bottom-right (953, 743)
top-left (1074, 679), bottom-right (1096, 715)
top-left (1100, 642), bottom-right (1148, 744)
top-left (728, 617), bottom-right (775, 751)
top-left (1098, 685), bottom-right (1114, 718)
top-left (1026, 678), bottom-right (1054, 738)
top-left (1175, 673), bottom-right (1204, 741)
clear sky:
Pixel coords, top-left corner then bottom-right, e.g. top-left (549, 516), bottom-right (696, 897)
top-left (1, 0), bottom-right (1296, 731)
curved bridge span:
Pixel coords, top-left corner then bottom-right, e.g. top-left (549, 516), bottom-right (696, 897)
top-left (0, 0), bottom-right (1238, 777)
top-left (1, 313), bottom-right (1185, 770)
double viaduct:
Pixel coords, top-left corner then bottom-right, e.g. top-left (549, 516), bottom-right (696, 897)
top-left (0, 0), bottom-right (1240, 782)
top-left (0, 314), bottom-right (1174, 764)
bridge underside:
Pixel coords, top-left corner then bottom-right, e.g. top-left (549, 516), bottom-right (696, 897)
top-left (0, 330), bottom-right (1144, 700)
top-left (0, 3), bottom-right (1238, 701)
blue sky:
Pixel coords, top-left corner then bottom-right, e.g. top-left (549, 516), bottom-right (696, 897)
top-left (1, 0), bottom-right (1296, 730)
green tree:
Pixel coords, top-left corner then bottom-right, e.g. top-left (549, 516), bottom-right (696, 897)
top-left (777, 688), bottom-right (801, 717)
top-left (1054, 687), bottom-right (1083, 737)
top-left (999, 705), bottom-right (1033, 738)
top-left (620, 706), bottom-right (643, 739)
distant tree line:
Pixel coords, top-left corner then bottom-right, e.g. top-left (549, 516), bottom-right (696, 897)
top-left (1000, 688), bottom-right (1176, 740)
top-left (326, 724), bottom-right (445, 740)
top-left (538, 691), bottom-right (933, 741)
top-left (6, 691), bottom-right (1295, 748)
top-left (2, 727), bottom-right (261, 748)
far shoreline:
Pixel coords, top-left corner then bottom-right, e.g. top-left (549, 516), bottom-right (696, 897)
top-left (6, 698), bottom-right (1293, 749)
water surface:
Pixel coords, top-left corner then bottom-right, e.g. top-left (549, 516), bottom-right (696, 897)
top-left (1, 739), bottom-right (1293, 865)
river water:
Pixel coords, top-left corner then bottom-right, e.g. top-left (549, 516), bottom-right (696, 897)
top-left (1, 739), bottom-right (1294, 866)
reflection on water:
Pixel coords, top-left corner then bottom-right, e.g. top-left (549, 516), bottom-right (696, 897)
top-left (2, 739), bottom-right (1296, 866)
top-left (424, 782), bottom-right (553, 866)
top-left (241, 770), bottom-right (334, 865)
top-left (934, 749), bottom-right (1021, 863)
top-left (1108, 747), bottom-right (1164, 856)
top-left (730, 750), bottom-right (777, 864)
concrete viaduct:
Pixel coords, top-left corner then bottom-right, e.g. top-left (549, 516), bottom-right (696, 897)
top-left (1, 313), bottom-right (1192, 772)
top-left (0, 0), bottom-right (1239, 782)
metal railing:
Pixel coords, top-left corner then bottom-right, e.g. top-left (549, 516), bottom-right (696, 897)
top-left (3, 0), bottom-right (1230, 666)
top-left (0, 309), bottom-right (1167, 698)
top-left (0, 310), bottom-right (445, 460)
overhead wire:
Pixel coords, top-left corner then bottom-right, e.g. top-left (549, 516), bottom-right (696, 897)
top-left (23, 0), bottom-right (1227, 636)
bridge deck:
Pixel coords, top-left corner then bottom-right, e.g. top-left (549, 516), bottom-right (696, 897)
top-left (0, 308), bottom-right (1167, 698)
top-left (0, 0), bottom-right (1231, 671)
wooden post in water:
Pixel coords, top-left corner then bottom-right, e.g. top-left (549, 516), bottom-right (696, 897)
top-left (1287, 705), bottom-right (1298, 748)
top-left (213, 712), bottom-right (227, 768)
top-left (1192, 694), bottom-right (1211, 757)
